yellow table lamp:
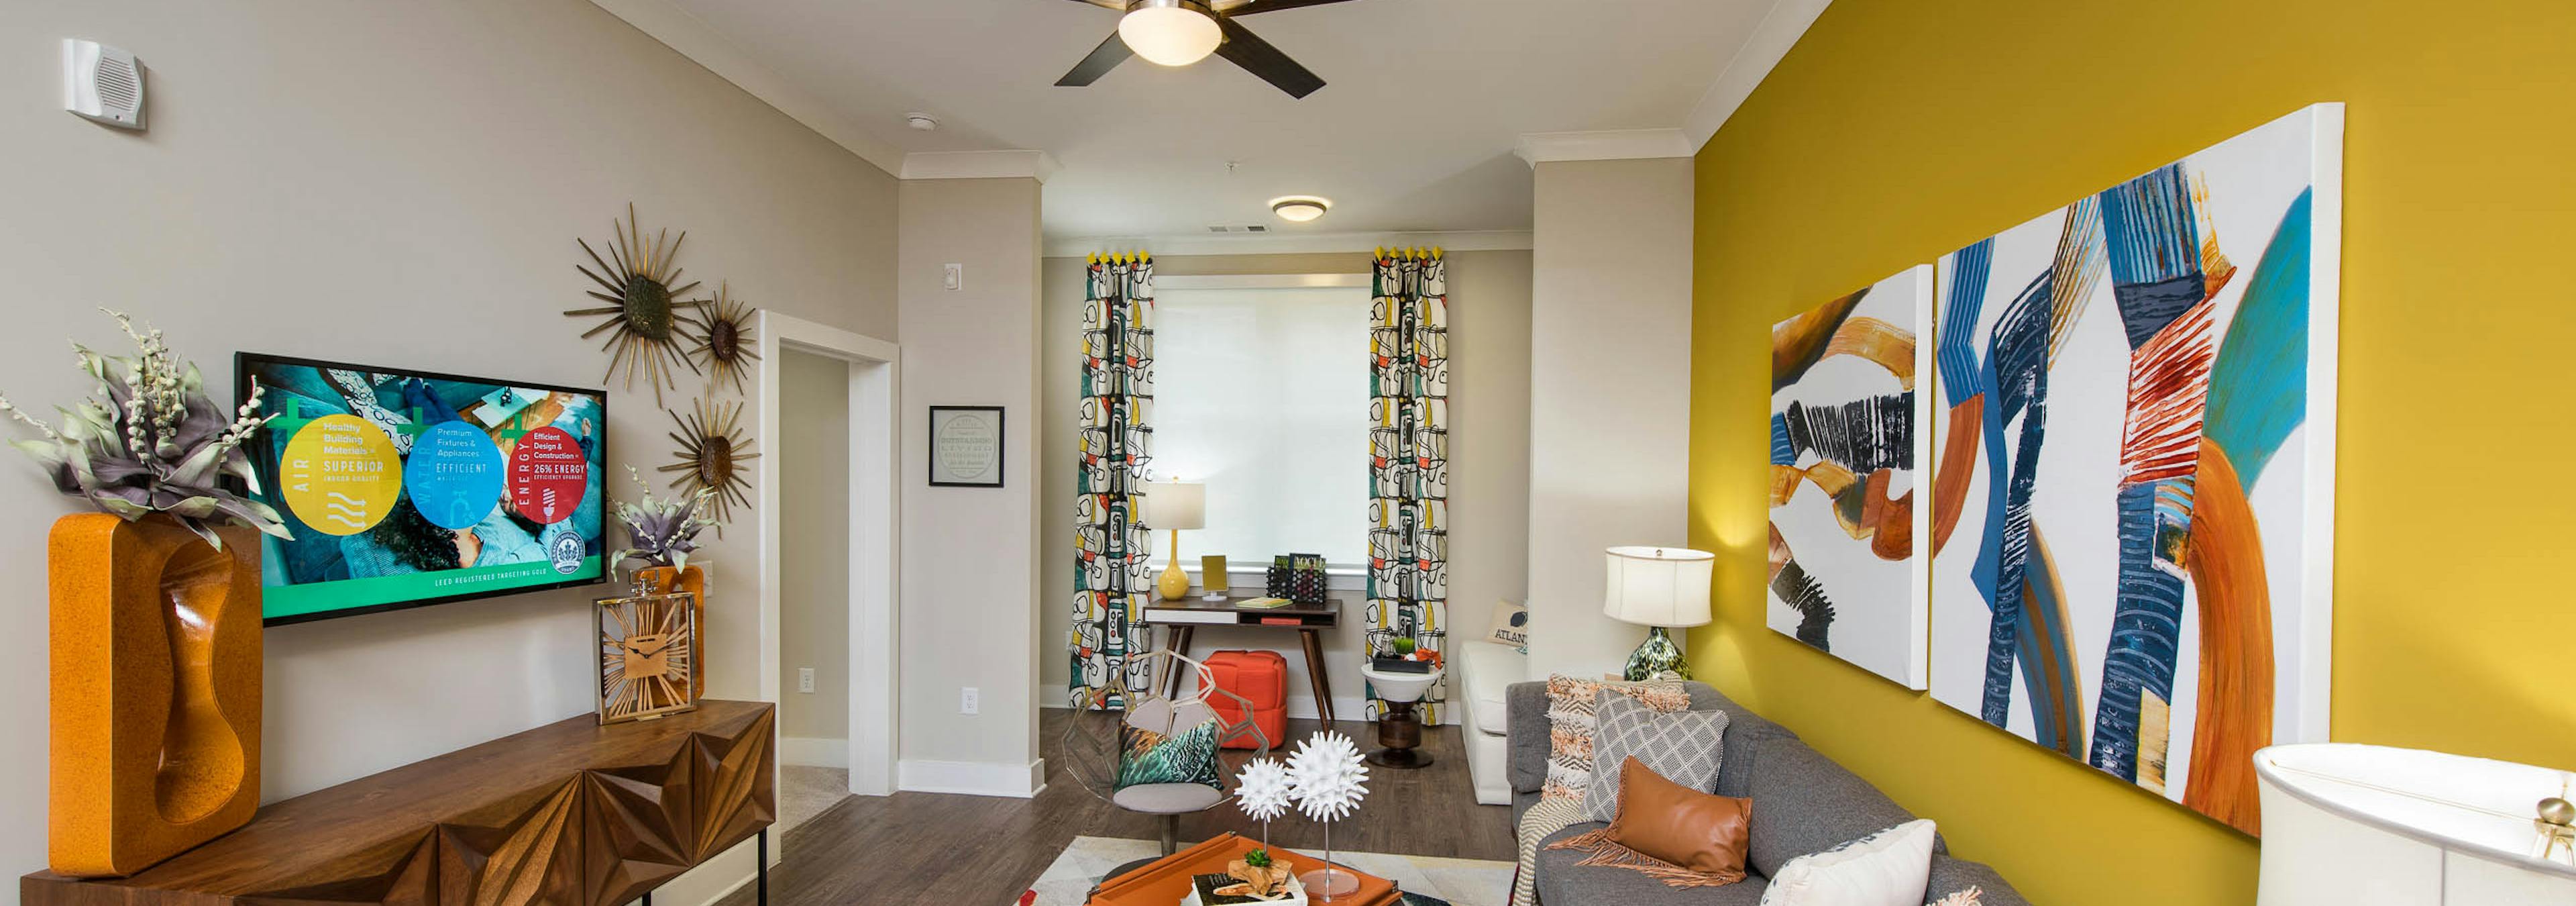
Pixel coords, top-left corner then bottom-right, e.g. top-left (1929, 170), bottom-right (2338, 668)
top-left (1141, 481), bottom-right (1206, 601)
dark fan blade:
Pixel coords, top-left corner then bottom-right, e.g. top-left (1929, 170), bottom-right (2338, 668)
top-left (1214, 16), bottom-right (1324, 98)
top-left (1224, 0), bottom-right (1366, 15)
top-left (1056, 30), bottom-right (1134, 87)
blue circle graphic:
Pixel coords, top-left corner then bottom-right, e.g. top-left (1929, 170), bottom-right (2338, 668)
top-left (405, 421), bottom-right (506, 530)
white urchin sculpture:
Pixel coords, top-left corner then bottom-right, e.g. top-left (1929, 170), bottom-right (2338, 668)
top-left (1236, 758), bottom-right (1295, 822)
top-left (1287, 731), bottom-right (1371, 821)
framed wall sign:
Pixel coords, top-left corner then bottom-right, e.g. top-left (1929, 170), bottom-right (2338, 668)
top-left (928, 405), bottom-right (1006, 487)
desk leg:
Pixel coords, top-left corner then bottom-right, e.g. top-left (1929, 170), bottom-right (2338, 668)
top-left (1160, 625), bottom-right (1196, 699)
top-left (757, 827), bottom-right (769, 905)
top-left (1299, 628), bottom-right (1334, 726)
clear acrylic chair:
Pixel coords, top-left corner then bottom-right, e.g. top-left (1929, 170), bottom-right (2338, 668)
top-left (1062, 650), bottom-right (1273, 855)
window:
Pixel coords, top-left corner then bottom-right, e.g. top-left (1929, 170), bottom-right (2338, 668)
top-left (1152, 284), bottom-right (1368, 568)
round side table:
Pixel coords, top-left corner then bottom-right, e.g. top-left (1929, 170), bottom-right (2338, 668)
top-left (1358, 663), bottom-right (1444, 769)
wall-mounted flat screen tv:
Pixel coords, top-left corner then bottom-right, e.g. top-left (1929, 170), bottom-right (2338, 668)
top-left (236, 354), bottom-right (608, 625)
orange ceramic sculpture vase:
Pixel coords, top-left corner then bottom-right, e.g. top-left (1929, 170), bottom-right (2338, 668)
top-left (48, 513), bottom-right (262, 877)
top-left (632, 562), bottom-right (707, 697)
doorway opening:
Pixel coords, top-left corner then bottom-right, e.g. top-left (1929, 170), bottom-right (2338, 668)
top-left (755, 312), bottom-right (901, 835)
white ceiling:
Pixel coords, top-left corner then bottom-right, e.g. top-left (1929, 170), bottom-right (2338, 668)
top-left (608, 0), bottom-right (1823, 244)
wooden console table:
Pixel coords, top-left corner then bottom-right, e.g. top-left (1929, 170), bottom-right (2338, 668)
top-left (23, 699), bottom-right (775, 906)
top-left (1142, 596), bottom-right (1340, 724)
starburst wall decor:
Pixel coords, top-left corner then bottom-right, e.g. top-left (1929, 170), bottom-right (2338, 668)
top-left (569, 203), bottom-right (708, 405)
top-left (662, 398), bottom-right (757, 530)
top-left (684, 282), bottom-right (761, 396)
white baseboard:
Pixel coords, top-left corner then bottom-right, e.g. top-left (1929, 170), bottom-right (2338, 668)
top-left (645, 827), bottom-right (777, 906)
top-left (1285, 696), bottom-right (1377, 725)
top-left (897, 757), bottom-right (1047, 798)
top-left (780, 736), bottom-right (849, 769)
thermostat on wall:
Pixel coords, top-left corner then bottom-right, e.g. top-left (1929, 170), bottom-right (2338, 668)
top-left (63, 38), bottom-right (144, 130)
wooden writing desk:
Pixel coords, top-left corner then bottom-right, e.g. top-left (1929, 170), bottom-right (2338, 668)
top-left (1141, 595), bottom-right (1341, 724)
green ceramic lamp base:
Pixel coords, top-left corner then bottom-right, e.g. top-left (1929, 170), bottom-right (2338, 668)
top-left (1622, 626), bottom-right (1691, 681)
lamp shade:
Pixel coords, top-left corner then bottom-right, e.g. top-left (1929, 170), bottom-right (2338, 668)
top-left (2255, 744), bottom-right (2576, 905)
top-left (1140, 481), bottom-right (1205, 530)
top-left (1602, 546), bottom-right (1713, 629)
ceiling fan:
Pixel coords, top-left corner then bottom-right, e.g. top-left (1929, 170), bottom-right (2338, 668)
top-left (1053, 0), bottom-right (1364, 99)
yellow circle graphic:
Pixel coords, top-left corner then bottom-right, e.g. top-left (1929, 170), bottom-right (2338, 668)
top-left (280, 414), bottom-right (404, 536)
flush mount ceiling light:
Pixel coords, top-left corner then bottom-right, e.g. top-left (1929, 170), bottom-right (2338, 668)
top-left (1118, 0), bottom-right (1222, 66)
top-left (1270, 196), bottom-right (1332, 223)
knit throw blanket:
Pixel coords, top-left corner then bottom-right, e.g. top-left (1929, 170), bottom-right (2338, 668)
top-left (1514, 801), bottom-right (1750, 905)
top-left (1510, 798), bottom-right (1585, 906)
top-left (1543, 827), bottom-right (1743, 889)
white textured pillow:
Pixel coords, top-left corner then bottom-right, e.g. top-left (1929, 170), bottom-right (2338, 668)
top-left (1757, 819), bottom-right (1935, 906)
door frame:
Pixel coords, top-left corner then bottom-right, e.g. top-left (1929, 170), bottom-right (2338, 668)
top-left (755, 311), bottom-right (902, 798)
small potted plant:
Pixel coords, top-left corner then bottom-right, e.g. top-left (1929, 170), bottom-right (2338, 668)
top-left (610, 466), bottom-right (716, 695)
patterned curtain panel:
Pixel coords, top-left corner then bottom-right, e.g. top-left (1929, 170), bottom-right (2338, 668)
top-left (1073, 252), bottom-right (1156, 709)
top-left (1366, 248), bottom-right (1449, 723)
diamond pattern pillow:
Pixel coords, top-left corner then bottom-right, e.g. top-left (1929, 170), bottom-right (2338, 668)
top-left (1583, 693), bottom-right (1728, 823)
top-left (1543, 675), bottom-right (1690, 803)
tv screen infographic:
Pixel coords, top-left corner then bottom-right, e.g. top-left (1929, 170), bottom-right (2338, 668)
top-left (237, 354), bottom-right (608, 625)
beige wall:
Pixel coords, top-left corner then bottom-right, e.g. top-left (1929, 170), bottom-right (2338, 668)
top-left (0, 0), bottom-right (896, 896)
top-left (1525, 158), bottom-right (1696, 678)
top-left (1038, 250), bottom-right (1533, 721)
top-left (777, 349), bottom-right (851, 754)
top-left (896, 178), bottom-right (1047, 792)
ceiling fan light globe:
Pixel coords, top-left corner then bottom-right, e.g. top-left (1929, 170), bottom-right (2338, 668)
top-left (1120, 4), bottom-right (1222, 67)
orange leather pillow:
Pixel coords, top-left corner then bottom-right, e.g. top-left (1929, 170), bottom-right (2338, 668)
top-left (1605, 756), bottom-right (1752, 874)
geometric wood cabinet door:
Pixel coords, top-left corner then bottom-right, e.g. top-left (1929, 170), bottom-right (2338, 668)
top-left (437, 780), bottom-right (588, 906)
top-left (22, 701), bottom-right (775, 906)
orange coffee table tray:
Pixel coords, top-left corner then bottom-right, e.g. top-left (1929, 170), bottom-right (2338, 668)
top-left (1087, 832), bottom-right (1398, 906)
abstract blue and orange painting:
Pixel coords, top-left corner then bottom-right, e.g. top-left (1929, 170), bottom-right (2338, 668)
top-left (1926, 104), bottom-right (2341, 836)
top-left (1768, 265), bottom-right (1933, 689)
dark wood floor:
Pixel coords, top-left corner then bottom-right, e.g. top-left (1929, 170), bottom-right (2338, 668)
top-left (721, 710), bottom-right (1513, 906)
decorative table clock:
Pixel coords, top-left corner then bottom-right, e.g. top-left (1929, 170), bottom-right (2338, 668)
top-left (596, 590), bottom-right (700, 723)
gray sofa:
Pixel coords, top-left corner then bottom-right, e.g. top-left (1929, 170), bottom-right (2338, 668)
top-left (1507, 681), bottom-right (2027, 905)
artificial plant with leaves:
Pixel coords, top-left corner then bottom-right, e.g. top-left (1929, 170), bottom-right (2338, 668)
top-left (0, 309), bottom-right (289, 548)
top-left (610, 464), bottom-right (717, 573)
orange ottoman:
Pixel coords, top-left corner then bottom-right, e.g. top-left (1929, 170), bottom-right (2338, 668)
top-left (1203, 650), bottom-right (1287, 750)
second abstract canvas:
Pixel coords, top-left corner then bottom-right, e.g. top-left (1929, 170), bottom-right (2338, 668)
top-left (1925, 104), bottom-right (2341, 836)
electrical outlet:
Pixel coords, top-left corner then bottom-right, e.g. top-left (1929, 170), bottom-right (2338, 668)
top-left (960, 687), bottom-right (980, 715)
top-left (797, 667), bottom-right (815, 694)
top-left (943, 263), bottom-right (963, 291)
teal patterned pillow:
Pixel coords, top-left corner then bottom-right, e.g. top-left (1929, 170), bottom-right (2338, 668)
top-left (1118, 718), bottom-right (1226, 789)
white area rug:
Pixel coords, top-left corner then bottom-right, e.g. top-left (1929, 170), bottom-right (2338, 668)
top-left (1024, 836), bottom-right (1513, 906)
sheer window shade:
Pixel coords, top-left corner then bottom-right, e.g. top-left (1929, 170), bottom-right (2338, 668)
top-left (1152, 285), bottom-right (1368, 568)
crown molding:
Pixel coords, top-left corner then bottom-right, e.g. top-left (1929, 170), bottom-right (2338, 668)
top-left (588, 0), bottom-right (909, 175)
top-left (1045, 230), bottom-right (1533, 258)
top-left (1682, 0), bottom-right (1833, 148)
top-left (1513, 130), bottom-right (1696, 166)
top-left (900, 150), bottom-right (1064, 183)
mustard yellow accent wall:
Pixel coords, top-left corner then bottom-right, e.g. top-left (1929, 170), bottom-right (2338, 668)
top-left (1686, 1), bottom-right (2576, 903)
